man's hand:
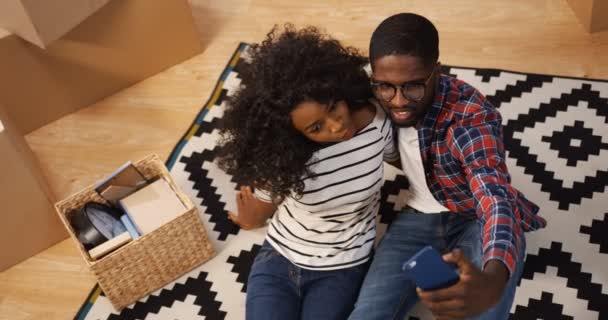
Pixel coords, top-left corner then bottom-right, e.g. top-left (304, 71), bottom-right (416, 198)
top-left (228, 186), bottom-right (274, 230)
top-left (417, 249), bottom-right (509, 320)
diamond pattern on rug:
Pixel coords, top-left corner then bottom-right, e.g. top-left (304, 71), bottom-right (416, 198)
top-left (77, 44), bottom-right (608, 320)
top-left (181, 149), bottom-right (239, 241)
top-left (226, 244), bottom-right (262, 293)
top-left (580, 213), bottom-right (608, 254)
top-left (497, 82), bottom-right (608, 210)
top-left (103, 271), bottom-right (226, 320)
top-left (511, 292), bottom-right (575, 320)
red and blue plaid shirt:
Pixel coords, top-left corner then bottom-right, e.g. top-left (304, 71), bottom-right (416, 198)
top-left (418, 75), bottom-right (547, 275)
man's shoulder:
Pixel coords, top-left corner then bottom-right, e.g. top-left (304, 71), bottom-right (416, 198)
top-left (440, 75), bottom-right (499, 121)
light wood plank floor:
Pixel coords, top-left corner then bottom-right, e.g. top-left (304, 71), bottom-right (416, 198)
top-left (1, 0), bottom-right (607, 319)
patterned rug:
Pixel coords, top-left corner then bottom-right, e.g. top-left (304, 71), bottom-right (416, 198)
top-left (76, 43), bottom-right (608, 320)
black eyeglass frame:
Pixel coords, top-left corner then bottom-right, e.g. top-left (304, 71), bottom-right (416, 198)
top-left (370, 63), bottom-right (439, 102)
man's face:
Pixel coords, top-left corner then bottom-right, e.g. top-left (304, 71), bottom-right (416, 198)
top-left (371, 54), bottom-right (439, 127)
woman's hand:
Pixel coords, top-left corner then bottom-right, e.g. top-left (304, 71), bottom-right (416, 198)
top-left (227, 186), bottom-right (275, 230)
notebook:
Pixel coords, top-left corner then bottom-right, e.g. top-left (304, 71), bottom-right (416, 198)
top-left (118, 178), bottom-right (187, 235)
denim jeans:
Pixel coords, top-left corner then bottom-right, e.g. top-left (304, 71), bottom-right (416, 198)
top-left (246, 241), bottom-right (371, 320)
top-left (348, 207), bottom-right (526, 320)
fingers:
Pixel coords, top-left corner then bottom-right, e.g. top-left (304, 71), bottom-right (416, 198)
top-left (240, 186), bottom-right (253, 199)
top-left (418, 286), bottom-right (467, 320)
top-left (227, 210), bottom-right (253, 230)
top-left (236, 186), bottom-right (253, 207)
top-left (443, 249), bottom-right (473, 273)
top-left (420, 294), bottom-right (466, 313)
top-left (417, 283), bottom-right (465, 303)
top-left (230, 186), bottom-right (261, 230)
top-left (227, 211), bottom-right (239, 224)
top-left (441, 248), bottom-right (462, 264)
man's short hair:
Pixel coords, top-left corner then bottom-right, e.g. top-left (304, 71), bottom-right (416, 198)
top-left (369, 13), bottom-right (439, 68)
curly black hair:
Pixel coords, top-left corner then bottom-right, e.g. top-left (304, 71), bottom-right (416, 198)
top-left (217, 25), bottom-right (372, 201)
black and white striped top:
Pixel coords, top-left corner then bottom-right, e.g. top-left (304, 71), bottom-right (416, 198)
top-left (255, 102), bottom-right (398, 270)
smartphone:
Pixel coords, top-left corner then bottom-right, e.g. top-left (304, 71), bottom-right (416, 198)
top-left (402, 246), bottom-right (460, 291)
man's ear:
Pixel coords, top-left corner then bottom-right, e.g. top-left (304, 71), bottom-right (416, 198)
top-left (433, 61), bottom-right (442, 83)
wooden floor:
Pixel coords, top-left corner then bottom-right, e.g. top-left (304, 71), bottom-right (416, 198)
top-left (1, 0), bottom-right (607, 319)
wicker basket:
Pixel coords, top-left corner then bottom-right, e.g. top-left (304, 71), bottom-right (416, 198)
top-left (55, 154), bottom-right (215, 310)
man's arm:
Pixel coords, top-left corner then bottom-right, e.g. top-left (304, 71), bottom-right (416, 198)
top-left (417, 110), bottom-right (523, 320)
top-left (447, 114), bottom-right (523, 277)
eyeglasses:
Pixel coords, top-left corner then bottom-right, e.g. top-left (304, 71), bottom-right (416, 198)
top-left (370, 64), bottom-right (438, 102)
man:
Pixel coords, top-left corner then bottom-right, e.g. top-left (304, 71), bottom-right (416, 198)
top-left (349, 13), bottom-right (546, 320)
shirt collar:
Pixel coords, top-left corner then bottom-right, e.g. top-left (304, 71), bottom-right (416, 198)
top-left (420, 74), bottom-right (449, 130)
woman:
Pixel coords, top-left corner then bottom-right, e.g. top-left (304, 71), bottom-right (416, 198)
top-left (217, 25), bottom-right (398, 320)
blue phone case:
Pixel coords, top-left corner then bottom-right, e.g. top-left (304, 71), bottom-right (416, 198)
top-left (402, 246), bottom-right (460, 290)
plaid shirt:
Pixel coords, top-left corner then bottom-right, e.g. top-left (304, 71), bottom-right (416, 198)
top-left (417, 75), bottom-right (547, 275)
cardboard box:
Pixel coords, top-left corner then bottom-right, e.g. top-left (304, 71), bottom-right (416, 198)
top-left (0, 0), bottom-right (111, 48)
top-left (0, 105), bottom-right (66, 272)
top-left (567, 0), bottom-right (608, 33)
top-left (0, 0), bottom-right (202, 134)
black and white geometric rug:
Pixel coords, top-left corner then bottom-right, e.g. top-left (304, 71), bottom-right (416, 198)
top-left (76, 43), bottom-right (608, 320)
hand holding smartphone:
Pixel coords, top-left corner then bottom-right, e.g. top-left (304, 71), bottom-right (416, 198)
top-left (402, 246), bottom-right (460, 291)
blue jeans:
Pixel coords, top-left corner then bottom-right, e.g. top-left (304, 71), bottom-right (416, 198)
top-left (349, 207), bottom-right (526, 320)
top-left (246, 241), bottom-right (371, 320)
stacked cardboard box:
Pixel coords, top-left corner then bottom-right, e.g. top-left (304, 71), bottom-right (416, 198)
top-left (567, 0), bottom-right (608, 33)
top-left (0, 0), bottom-right (111, 48)
top-left (0, 0), bottom-right (203, 135)
top-left (0, 105), bottom-right (65, 271)
top-left (0, 0), bottom-right (203, 271)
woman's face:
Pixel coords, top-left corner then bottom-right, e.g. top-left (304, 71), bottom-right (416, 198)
top-left (290, 100), bottom-right (357, 144)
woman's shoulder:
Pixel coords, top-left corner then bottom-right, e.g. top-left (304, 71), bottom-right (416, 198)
top-left (362, 99), bottom-right (391, 130)
top-left (351, 103), bottom-right (377, 131)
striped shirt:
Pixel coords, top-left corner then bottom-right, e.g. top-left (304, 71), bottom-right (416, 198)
top-left (255, 102), bottom-right (398, 270)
